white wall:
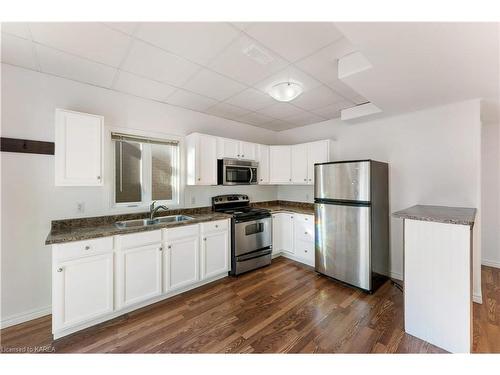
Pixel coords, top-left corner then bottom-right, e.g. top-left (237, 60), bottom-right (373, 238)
top-left (276, 100), bottom-right (483, 301)
top-left (0, 64), bottom-right (279, 325)
top-left (481, 121), bottom-right (500, 268)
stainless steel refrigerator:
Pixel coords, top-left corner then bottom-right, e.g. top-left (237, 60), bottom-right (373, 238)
top-left (314, 160), bottom-right (389, 292)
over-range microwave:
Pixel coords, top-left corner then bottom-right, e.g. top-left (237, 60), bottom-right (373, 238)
top-left (217, 158), bottom-right (258, 185)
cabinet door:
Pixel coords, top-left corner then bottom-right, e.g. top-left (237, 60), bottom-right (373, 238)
top-left (256, 144), bottom-right (270, 184)
top-left (282, 214), bottom-right (295, 254)
top-left (291, 143), bottom-right (308, 184)
top-left (307, 140), bottom-right (330, 184)
top-left (272, 214), bottom-right (283, 254)
top-left (55, 109), bottom-right (103, 186)
top-left (166, 235), bottom-right (199, 291)
top-left (117, 244), bottom-right (163, 309)
top-left (201, 230), bottom-right (229, 279)
top-left (269, 145), bottom-right (292, 184)
top-left (218, 138), bottom-right (240, 159)
top-left (198, 134), bottom-right (217, 185)
top-left (53, 253), bottom-right (113, 331)
top-left (239, 141), bottom-right (256, 160)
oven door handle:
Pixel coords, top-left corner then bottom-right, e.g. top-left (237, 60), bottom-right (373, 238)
top-left (235, 217), bottom-right (271, 225)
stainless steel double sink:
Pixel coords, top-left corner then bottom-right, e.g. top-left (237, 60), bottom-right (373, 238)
top-left (115, 215), bottom-right (194, 228)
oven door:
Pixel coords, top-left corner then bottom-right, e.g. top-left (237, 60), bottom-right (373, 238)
top-left (234, 217), bottom-right (272, 256)
top-left (224, 165), bottom-right (255, 185)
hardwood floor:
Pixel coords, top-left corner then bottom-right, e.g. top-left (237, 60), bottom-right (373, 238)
top-left (1, 258), bottom-right (498, 353)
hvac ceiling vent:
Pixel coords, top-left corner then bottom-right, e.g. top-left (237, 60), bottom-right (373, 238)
top-left (242, 44), bottom-right (274, 65)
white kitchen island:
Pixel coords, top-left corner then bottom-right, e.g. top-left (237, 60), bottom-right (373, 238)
top-left (393, 205), bottom-right (476, 353)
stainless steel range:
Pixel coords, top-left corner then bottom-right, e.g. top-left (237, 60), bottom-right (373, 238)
top-left (212, 194), bottom-right (272, 275)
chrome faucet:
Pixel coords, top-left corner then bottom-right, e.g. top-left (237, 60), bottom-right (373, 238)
top-left (149, 201), bottom-right (169, 221)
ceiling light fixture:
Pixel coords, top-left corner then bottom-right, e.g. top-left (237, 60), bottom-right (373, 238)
top-left (268, 82), bottom-right (303, 102)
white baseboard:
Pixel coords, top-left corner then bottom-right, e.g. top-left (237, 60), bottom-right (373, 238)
top-left (0, 305), bottom-right (51, 329)
top-left (482, 259), bottom-right (500, 269)
top-left (389, 271), bottom-right (403, 280)
top-left (473, 293), bottom-right (483, 304)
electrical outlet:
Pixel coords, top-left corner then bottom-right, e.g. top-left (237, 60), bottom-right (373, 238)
top-left (306, 193), bottom-right (310, 201)
top-left (77, 202), bottom-right (85, 213)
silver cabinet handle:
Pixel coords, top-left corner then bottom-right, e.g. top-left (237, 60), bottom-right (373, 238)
top-left (215, 224), bottom-right (218, 228)
top-left (97, 176), bottom-right (101, 180)
top-left (289, 178), bottom-right (291, 181)
top-left (309, 179), bottom-right (312, 181)
top-left (305, 218), bottom-right (308, 221)
top-left (305, 232), bottom-right (308, 235)
top-left (237, 154), bottom-right (240, 157)
top-left (305, 250), bottom-right (308, 253)
top-left (84, 245), bottom-right (91, 250)
top-left (57, 267), bottom-right (63, 272)
top-left (203, 238), bottom-right (207, 241)
top-left (304, 178), bottom-right (306, 181)
top-left (159, 247), bottom-right (163, 251)
top-left (168, 245), bottom-right (172, 249)
top-left (242, 154), bottom-right (245, 158)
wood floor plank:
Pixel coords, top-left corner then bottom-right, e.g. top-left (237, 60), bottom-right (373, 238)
top-left (1, 258), bottom-right (499, 353)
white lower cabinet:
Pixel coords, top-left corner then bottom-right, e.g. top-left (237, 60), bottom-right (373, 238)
top-left (272, 212), bottom-right (315, 266)
top-left (163, 233), bottom-right (200, 292)
top-left (53, 253), bottom-right (113, 332)
top-left (200, 220), bottom-right (230, 280)
top-left (52, 220), bottom-right (230, 339)
top-left (116, 243), bottom-right (163, 309)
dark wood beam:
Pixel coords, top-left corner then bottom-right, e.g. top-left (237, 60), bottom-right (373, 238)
top-left (0, 137), bottom-right (55, 155)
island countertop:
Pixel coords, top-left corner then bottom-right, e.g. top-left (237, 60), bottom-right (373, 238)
top-left (392, 205), bottom-right (476, 226)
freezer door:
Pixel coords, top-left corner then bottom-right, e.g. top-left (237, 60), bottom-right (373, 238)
top-left (315, 161), bottom-right (371, 202)
top-left (315, 202), bottom-right (371, 290)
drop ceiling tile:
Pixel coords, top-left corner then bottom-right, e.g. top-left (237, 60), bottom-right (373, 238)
top-left (1, 22), bottom-right (32, 39)
top-left (205, 102), bottom-right (250, 120)
top-left (224, 88), bottom-right (276, 111)
top-left (257, 102), bottom-right (308, 120)
top-left (1, 34), bottom-right (38, 70)
top-left (291, 85), bottom-right (345, 111)
top-left (264, 119), bottom-right (297, 131)
top-left (36, 44), bottom-right (116, 87)
top-left (113, 71), bottom-right (176, 102)
top-left (30, 22), bottom-right (131, 67)
top-left (208, 34), bottom-right (288, 85)
top-left (166, 89), bottom-right (218, 111)
top-left (103, 22), bottom-right (139, 35)
top-left (135, 22), bottom-right (239, 65)
top-left (283, 111), bottom-right (326, 126)
top-left (183, 68), bottom-right (246, 101)
top-left (295, 37), bottom-right (355, 85)
top-left (235, 111), bottom-right (275, 126)
top-left (311, 100), bottom-right (354, 118)
top-left (244, 22), bottom-right (344, 62)
top-left (121, 40), bottom-right (200, 86)
top-left (254, 65), bottom-right (322, 95)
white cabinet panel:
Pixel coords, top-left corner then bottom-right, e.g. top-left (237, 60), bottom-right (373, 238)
top-left (117, 244), bottom-right (163, 308)
top-left (55, 108), bottom-right (103, 186)
top-left (166, 235), bottom-right (199, 291)
top-left (272, 214), bottom-right (283, 254)
top-left (53, 253), bottom-right (113, 331)
top-left (186, 133), bottom-right (217, 185)
top-left (306, 140), bottom-right (330, 184)
top-left (291, 143), bottom-right (308, 184)
top-left (256, 144), bottom-right (270, 184)
top-left (201, 230), bottom-right (229, 279)
top-left (272, 213), bottom-right (294, 254)
top-left (294, 239), bottom-right (314, 266)
top-left (239, 141), bottom-right (256, 160)
top-left (217, 137), bottom-right (240, 159)
top-left (270, 145), bottom-right (292, 184)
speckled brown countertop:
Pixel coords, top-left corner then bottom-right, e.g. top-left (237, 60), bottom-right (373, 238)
top-left (252, 200), bottom-right (314, 215)
top-left (392, 205), bottom-right (476, 226)
top-left (46, 207), bottom-right (231, 245)
top-left (46, 200), bottom-right (315, 245)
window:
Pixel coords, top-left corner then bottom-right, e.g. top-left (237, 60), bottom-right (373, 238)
top-left (112, 132), bottom-right (179, 207)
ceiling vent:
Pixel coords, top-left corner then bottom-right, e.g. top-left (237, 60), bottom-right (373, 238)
top-left (242, 44), bottom-right (274, 65)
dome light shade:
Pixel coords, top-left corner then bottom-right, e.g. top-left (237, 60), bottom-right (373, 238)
top-left (268, 82), bottom-right (303, 102)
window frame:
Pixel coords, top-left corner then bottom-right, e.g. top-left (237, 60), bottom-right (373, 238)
top-left (107, 128), bottom-right (181, 211)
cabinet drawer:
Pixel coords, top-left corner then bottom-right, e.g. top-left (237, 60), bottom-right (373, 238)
top-left (53, 236), bottom-right (113, 262)
top-left (117, 230), bottom-right (162, 249)
top-left (164, 224), bottom-right (199, 241)
top-left (295, 239), bottom-right (314, 266)
top-left (294, 215), bottom-right (314, 242)
top-left (200, 219), bottom-right (229, 233)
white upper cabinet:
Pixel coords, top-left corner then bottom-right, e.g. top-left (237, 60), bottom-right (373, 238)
top-left (55, 108), bottom-right (104, 186)
top-left (186, 133), bottom-right (217, 185)
top-left (306, 140), bottom-right (330, 185)
top-left (269, 145), bottom-right (292, 184)
top-left (256, 144), bottom-right (270, 184)
top-left (217, 137), bottom-right (257, 161)
top-left (291, 143), bottom-right (308, 184)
